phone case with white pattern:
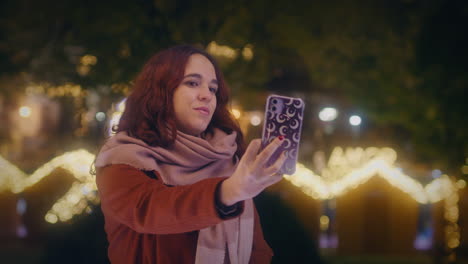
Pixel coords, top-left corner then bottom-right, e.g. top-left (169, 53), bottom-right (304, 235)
top-left (261, 94), bottom-right (305, 175)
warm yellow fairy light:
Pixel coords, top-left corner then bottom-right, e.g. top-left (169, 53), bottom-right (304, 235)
top-left (284, 146), bottom-right (462, 252)
top-left (284, 147), bottom-right (454, 203)
top-left (80, 54), bottom-right (98, 66)
top-left (77, 65), bottom-right (91, 76)
top-left (444, 185), bottom-right (460, 254)
top-left (242, 44), bottom-right (254, 60)
top-left (25, 83), bottom-right (85, 98)
top-left (285, 163), bottom-right (328, 199)
top-left (322, 147), bottom-right (397, 181)
top-left (462, 165), bottom-right (468, 175)
top-left (456, 179), bottom-right (466, 189)
top-left (0, 141), bottom-right (462, 252)
top-left (231, 108), bottom-right (241, 119)
top-left (0, 150), bottom-right (98, 223)
top-left (320, 215), bottom-right (330, 231)
top-left (111, 83), bottom-right (131, 95)
top-left (45, 213), bottom-right (58, 224)
top-left (207, 41), bottom-right (238, 59)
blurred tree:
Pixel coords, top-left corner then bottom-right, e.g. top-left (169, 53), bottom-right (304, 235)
top-left (414, 0), bottom-right (468, 173)
top-left (0, 0), bottom-right (466, 173)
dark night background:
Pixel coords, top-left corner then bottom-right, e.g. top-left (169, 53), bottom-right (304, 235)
top-left (0, 0), bottom-right (467, 263)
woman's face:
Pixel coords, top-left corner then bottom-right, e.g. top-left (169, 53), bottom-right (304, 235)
top-left (173, 54), bottom-right (218, 136)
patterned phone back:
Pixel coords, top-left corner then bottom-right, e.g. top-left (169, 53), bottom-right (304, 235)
top-left (261, 95), bottom-right (304, 175)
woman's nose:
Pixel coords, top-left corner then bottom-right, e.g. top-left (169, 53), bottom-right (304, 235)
top-left (198, 85), bottom-right (213, 101)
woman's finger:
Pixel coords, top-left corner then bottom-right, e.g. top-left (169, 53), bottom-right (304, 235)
top-left (241, 139), bottom-right (262, 164)
top-left (263, 151), bottom-right (288, 177)
top-left (254, 137), bottom-right (284, 167)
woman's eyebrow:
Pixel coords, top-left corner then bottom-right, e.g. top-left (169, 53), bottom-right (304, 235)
top-left (184, 73), bottom-right (218, 86)
top-left (183, 73), bottom-right (202, 79)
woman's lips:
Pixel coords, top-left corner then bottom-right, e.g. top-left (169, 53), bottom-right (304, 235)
top-left (194, 107), bottom-right (209, 115)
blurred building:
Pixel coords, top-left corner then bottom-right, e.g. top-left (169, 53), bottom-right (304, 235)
top-left (4, 94), bottom-right (60, 171)
top-left (281, 148), bottom-right (466, 261)
top-left (336, 176), bottom-right (420, 255)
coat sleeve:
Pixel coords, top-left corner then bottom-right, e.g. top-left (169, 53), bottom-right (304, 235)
top-left (249, 205), bottom-right (274, 263)
top-left (96, 164), bottom-right (243, 234)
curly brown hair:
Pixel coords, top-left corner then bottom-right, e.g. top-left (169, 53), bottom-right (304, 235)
top-left (117, 45), bottom-right (246, 159)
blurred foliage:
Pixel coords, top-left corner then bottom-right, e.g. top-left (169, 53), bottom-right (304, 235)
top-left (0, 0), bottom-right (466, 173)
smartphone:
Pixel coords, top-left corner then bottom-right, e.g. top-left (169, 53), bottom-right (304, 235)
top-left (261, 94), bottom-right (305, 175)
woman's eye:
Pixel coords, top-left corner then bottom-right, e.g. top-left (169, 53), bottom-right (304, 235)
top-left (186, 81), bottom-right (199, 87)
top-left (209, 87), bottom-right (218, 93)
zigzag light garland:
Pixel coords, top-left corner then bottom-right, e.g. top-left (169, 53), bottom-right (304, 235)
top-left (285, 160), bottom-right (455, 203)
top-left (0, 146), bottom-right (463, 252)
top-left (283, 146), bottom-right (463, 253)
top-left (0, 150), bottom-right (97, 223)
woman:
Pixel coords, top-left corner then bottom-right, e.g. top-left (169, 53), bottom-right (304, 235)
top-left (95, 45), bottom-right (287, 263)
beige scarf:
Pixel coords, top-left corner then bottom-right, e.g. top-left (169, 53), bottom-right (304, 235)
top-left (95, 128), bottom-right (254, 264)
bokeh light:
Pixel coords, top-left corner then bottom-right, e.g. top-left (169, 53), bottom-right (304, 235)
top-left (319, 107), bottom-right (338, 122)
top-left (19, 106), bottom-right (32, 118)
top-left (250, 113), bottom-right (262, 126)
top-left (349, 115), bottom-right (362, 126)
top-left (231, 108), bottom-right (241, 119)
top-left (95, 112), bottom-right (106, 122)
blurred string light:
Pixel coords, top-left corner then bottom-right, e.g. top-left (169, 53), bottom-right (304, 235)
top-left (445, 190), bottom-right (460, 252)
top-left (25, 83), bottom-right (86, 99)
top-left (0, 150), bottom-right (98, 223)
top-left (241, 44), bottom-right (254, 61)
top-left (80, 54), bottom-right (97, 66)
top-left (320, 215), bottom-right (330, 231)
top-left (284, 147), bottom-right (457, 203)
top-left (77, 54), bottom-right (97, 76)
top-left (231, 108), bottom-right (241, 119)
top-left (463, 165), bottom-right (468, 175)
top-left (284, 146), bottom-right (464, 252)
top-left (322, 147), bottom-right (397, 181)
top-left (207, 41), bottom-right (254, 61)
top-left (319, 107), bottom-right (338, 122)
top-left (462, 158), bottom-right (468, 175)
top-left (207, 41), bottom-right (237, 59)
top-left (0, 143), bottom-right (463, 253)
top-left (457, 179), bottom-right (466, 189)
top-left (111, 83), bottom-right (131, 95)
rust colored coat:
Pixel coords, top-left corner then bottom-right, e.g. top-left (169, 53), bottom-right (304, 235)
top-left (96, 164), bottom-right (273, 263)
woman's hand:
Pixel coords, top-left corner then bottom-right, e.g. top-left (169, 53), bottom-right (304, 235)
top-left (220, 137), bottom-right (287, 206)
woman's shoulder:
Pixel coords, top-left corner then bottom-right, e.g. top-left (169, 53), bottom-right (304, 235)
top-left (96, 163), bottom-right (144, 175)
top-left (97, 163), bottom-right (161, 180)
